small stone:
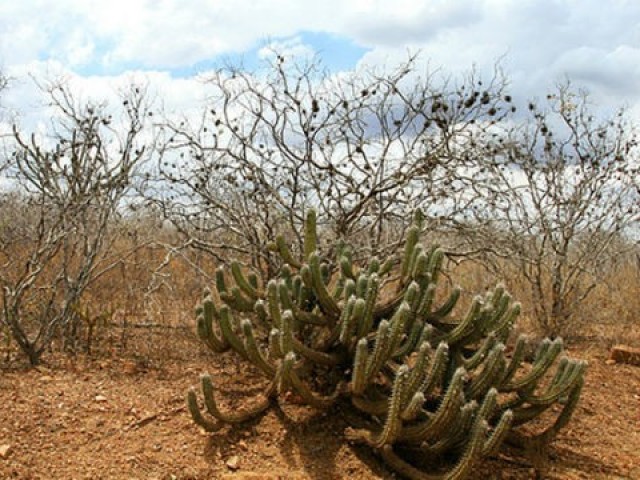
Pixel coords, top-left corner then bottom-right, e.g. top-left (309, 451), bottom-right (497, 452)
top-left (226, 455), bottom-right (240, 470)
top-left (0, 444), bottom-right (12, 459)
top-left (95, 395), bottom-right (108, 402)
top-left (610, 345), bottom-right (640, 366)
top-left (40, 376), bottom-right (54, 382)
top-left (605, 359), bottom-right (616, 365)
top-left (238, 440), bottom-right (248, 450)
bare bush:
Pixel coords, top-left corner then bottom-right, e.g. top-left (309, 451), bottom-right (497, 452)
top-left (0, 79), bottom-right (149, 364)
top-left (463, 84), bottom-right (640, 336)
top-left (147, 54), bottom-right (512, 277)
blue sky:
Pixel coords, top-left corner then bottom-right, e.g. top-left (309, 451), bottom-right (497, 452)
top-left (1, 0), bottom-right (640, 125)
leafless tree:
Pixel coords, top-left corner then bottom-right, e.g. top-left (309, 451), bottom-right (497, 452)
top-left (0, 78), bottom-right (150, 364)
top-left (463, 84), bottom-right (639, 336)
top-left (147, 54), bottom-right (511, 277)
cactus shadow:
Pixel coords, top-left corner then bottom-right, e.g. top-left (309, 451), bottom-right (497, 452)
top-left (272, 402), bottom-right (344, 479)
top-left (274, 401), bottom-right (394, 480)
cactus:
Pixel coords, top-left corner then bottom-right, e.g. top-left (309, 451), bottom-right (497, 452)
top-left (188, 209), bottom-right (586, 479)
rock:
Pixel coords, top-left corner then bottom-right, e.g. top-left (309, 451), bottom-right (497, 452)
top-left (95, 394), bottom-right (108, 402)
top-left (226, 455), bottom-right (240, 470)
top-left (610, 345), bottom-right (640, 366)
top-left (0, 444), bottom-right (12, 459)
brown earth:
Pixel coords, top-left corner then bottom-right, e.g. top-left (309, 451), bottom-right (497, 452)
top-left (0, 325), bottom-right (639, 480)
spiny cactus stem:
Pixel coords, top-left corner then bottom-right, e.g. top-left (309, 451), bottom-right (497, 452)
top-left (282, 352), bottom-right (342, 409)
top-left (309, 252), bottom-right (340, 318)
top-left (402, 367), bottom-right (467, 443)
top-left (231, 261), bottom-right (260, 300)
top-left (400, 226), bottom-right (420, 281)
top-left (186, 389), bottom-right (221, 433)
top-left (275, 234), bottom-right (302, 269)
top-left (267, 280), bottom-right (283, 329)
top-left (357, 274), bottom-right (379, 338)
top-left (503, 338), bottom-right (563, 391)
top-left (482, 410), bottom-right (514, 457)
top-left (351, 338), bottom-right (370, 395)
top-left (303, 209), bottom-right (318, 261)
top-left (466, 344), bottom-right (507, 400)
top-left (420, 342), bottom-right (449, 397)
top-left (200, 374), bottom-right (272, 424)
top-left (241, 319), bottom-right (276, 376)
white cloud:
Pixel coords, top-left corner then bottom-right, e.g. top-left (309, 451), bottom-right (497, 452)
top-left (1, 0), bottom-right (639, 126)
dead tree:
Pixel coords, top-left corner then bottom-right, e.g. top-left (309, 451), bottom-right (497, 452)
top-left (146, 54), bottom-right (511, 278)
top-left (0, 79), bottom-right (149, 364)
top-left (463, 84), bottom-right (639, 336)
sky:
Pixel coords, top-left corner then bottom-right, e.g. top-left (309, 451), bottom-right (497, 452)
top-left (1, 0), bottom-right (640, 127)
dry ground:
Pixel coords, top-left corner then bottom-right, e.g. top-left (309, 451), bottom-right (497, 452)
top-left (0, 325), bottom-right (638, 480)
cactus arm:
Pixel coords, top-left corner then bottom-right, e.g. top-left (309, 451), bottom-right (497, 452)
top-left (421, 401), bottom-right (477, 455)
top-left (531, 377), bottom-right (584, 444)
top-left (428, 286), bottom-right (461, 323)
top-left (303, 209), bottom-right (317, 261)
top-left (442, 294), bottom-right (481, 345)
top-left (186, 389), bottom-right (223, 432)
top-left (291, 336), bottom-right (342, 366)
top-left (268, 328), bottom-right (284, 360)
top-left (520, 360), bottom-right (586, 406)
top-left (241, 319), bottom-right (276, 376)
top-left (339, 296), bottom-right (358, 345)
top-left (365, 303), bottom-right (410, 385)
top-left (218, 306), bottom-right (248, 359)
top-left (254, 300), bottom-right (269, 324)
top-left (357, 274), bottom-right (379, 338)
top-left (502, 338), bottom-right (564, 391)
top-left (200, 374), bottom-right (273, 423)
top-left (346, 365), bottom-right (410, 448)
top-left (458, 333), bottom-right (496, 371)
top-left (401, 391), bottom-right (426, 421)
top-left (482, 410), bottom-right (514, 456)
top-left (266, 280), bottom-right (283, 328)
top-left (274, 234), bottom-right (302, 269)
top-left (382, 417), bottom-right (487, 480)
top-left (466, 344), bottom-right (507, 400)
top-left (401, 341), bottom-right (432, 405)
top-left (367, 257), bottom-right (381, 275)
top-left (231, 261), bottom-right (260, 300)
top-left (280, 310), bottom-right (295, 355)
top-left (360, 320), bottom-right (390, 391)
top-left (340, 255), bottom-right (356, 280)
top-left (281, 352), bottom-right (342, 409)
top-left (309, 252), bottom-right (340, 318)
top-left (401, 367), bottom-right (467, 443)
top-left (351, 338), bottom-right (370, 395)
top-left (499, 335), bottom-right (527, 386)
top-left (394, 320), bottom-right (428, 359)
top-left (221, 286), bottom-right (256, 312)
top-left (400, 226), bottom-right (420, 281)
top-left (379, 257), bottom-right (395, 276)
top-left (419, 342), bottom-right (450, 397)
top-left (215, 266), bottom-right (228, 295)
top-left (197, 296), bottom-right (229, 352)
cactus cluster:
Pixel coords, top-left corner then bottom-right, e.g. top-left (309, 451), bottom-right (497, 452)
top-left (187, 210), bottom-right (586, 479)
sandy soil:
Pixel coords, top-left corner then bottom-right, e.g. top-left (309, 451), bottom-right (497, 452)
top-left (0, 326), bottom-right (638, 480)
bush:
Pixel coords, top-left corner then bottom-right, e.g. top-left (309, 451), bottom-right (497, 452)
top-left (187, 210), bottom-right (586, 479)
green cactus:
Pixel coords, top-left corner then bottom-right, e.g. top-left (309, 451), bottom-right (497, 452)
top-left (188, 208), bottom-right (586, 480)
